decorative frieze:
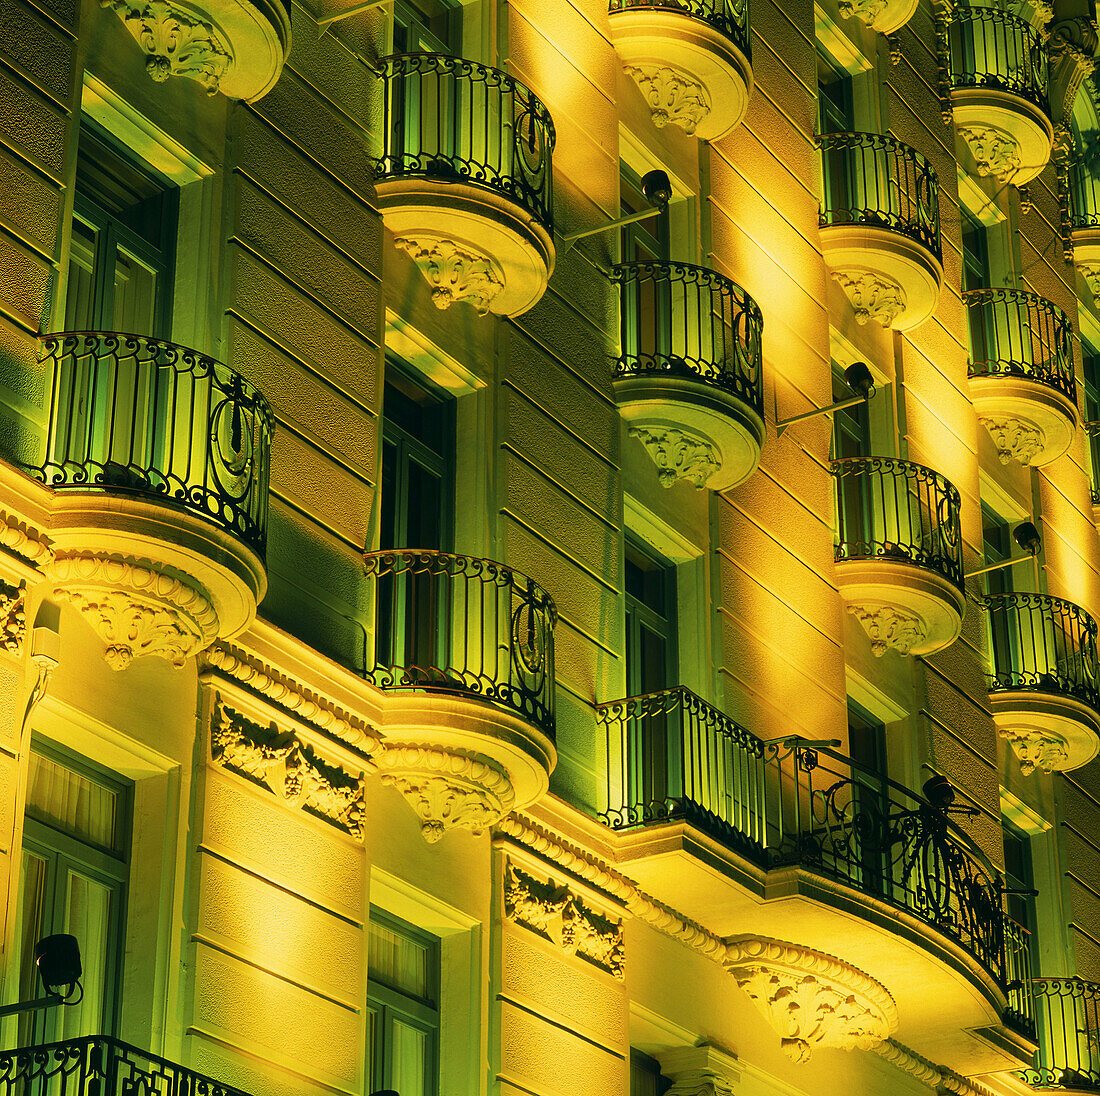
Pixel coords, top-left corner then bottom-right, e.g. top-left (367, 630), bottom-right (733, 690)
top-left (393, 237), bottom-right (505, 315)
top-left (101, 0), bottom-right (232, 93)
top-left (848, 604), bottom-right (927, 657)
top-left (1001, 727), bottom-right (1070, 776)
top-left (0, 581), bottom-right (24, 655)
top-left (503, 859), bottom-right (625, 978)
top-left (212, 700), bottom-right (365, 837)
top-left (725, 938), bottom-right (896, 1062)
top-left (979, 416), bottom-right (1046, 466)
top-left (622, 64), bottom-right (711, 135)
top-left (958, 126), bottom-right (1022, 182)
top-left (831, 271), bottom-right (906, 328)
top-left (629, 426), bottom-right (721, 489)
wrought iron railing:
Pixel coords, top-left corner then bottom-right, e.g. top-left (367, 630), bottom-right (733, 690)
top-left (948, 5), bottom-right (1049, 116)
top-left (363, 549), bottom-right (557, 737)
top-left (0, 1035), bottom-right (250, 1096)
top-left (1068, 153), bottom-right (1100, 232)
top-left (1005, 919), bottom-right (1038, 1037)
top-left (372, 54), bottom-right (555, 234)
top-left (832, 457), bottom-right (965, 592)
top-left (965, 289), bottom-right (1076, 404)
top-left (818, 132), bottom-right (941, 260)
top-left (607, 0), bottom-right (752, 63)
top-left (610, 261), bottom-right (764, 419)
top-left (984, 593), bottom-right (1100, 714)
top-left (1021, 979), bottom-right (1100, 1088)
top-left (28, 333), bottom-right (273, 555)
top-left (597, 703), bottom-right (1028, 1007)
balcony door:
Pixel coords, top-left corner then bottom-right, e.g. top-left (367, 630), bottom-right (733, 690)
top-left (817, 50), bottom-right (856, 215)
top-left (620, 164), bottom-right (671, 369)
top-left (845, 700), bottom-right (890, 898)
top-left (1083, 343), bottom-right (1100, 500)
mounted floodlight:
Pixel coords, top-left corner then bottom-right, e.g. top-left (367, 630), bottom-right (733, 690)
top-left (0, 935), bottom-right (83, 1019)
top-left (776, 362), bottom-right (877, 436)
top-left (965, 521), bottom-right (1041, 579)
top-left (559, 169), bottom-right (673, 251)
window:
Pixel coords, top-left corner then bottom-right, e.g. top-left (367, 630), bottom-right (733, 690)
top-left (847, 699), bottom-right (887, 894)
top-left (630, 1050), bottom-right (670, 1096)
top-left (831, 361), bottom-right (871, 460)
top-left (1082, 343), bottom-right (1100, 501)
top-left (624, 538), bottom-right (677, 697)
top-left (1003, 820), bottom-right (1038, 975)
top-left (982, 504), bottom-right (1017, 676)
top-left (65, 125), bottom-right (178, 338)
top-left (367, 911), bottom-right (440, 1096)
top-left (620, 164), bottom-right (671, 369)
top-left (961, 211), bottom-right (990, 292)
top-left (817, 51), bottom-right (854, 134)
top-left (393, 0), bottom-right (460, 53)
top-left (8, 745), bottom-right (130, 1046)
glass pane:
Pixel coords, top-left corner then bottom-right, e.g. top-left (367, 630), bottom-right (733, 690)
top-left (369, 921), bottom-right (430, 999)
top-left (26, 751), bottom-right (121, 853)
top-left (65, 219), bottom-right (98, 331)
top-left (391, 1019), bottom-right (429, 1096)
top-left (366, 1005), bottom-right (379, 1090)
top-left (9, 851), bottom-right (47, 1046)
top-left (406, 460), bottom-right (442, 550)
top-left (112, 246), bottom-right (157, 335)
top-left (61, 870), bottom-right (113, 1038)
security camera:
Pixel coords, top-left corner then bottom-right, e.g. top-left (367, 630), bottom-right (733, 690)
top-left (1013, 521), bottom-right (1041, 556)
top-left (35, 934), bottom-right (81, 997)
top-left (844, 362), bottom-right (875, 400)
top-left (640, 169), bottom-right (673, 211)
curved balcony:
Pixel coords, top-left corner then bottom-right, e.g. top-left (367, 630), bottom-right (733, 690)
top-left (100, 0), bottom-right (290, 100)
top-left (371, 54), bottom-right (555, 318)
top-left (947, 6), bottom-right (1052, 184)
top-left (832, 457), bottom-right (965, 657)
top-left (27, 333), bottom-right (272, 669)
top-left (966, 289), bottom-right (1077, 467)
top-left (1021, 978), bottom-right (1100, 1090)
top-left (363, 549), bottom-right (557, 841)
top-left (984, 593), bottom-right (1100, 774)
top-left (819, 133), bottom-right (943, 331)
top-left (597, 689), bottom-right (1035, 1070)
top-left (608, 0), bottom-right (753, 141)
top-left (611, 260), bottom-right (764, 491)
top-left (1066, 156), bottom-right (1100, 305)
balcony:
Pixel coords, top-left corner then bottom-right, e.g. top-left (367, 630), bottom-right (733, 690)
top-left (27, 333), bottom-right (272, 669)
top-left (0, 1036), bottom-right (249, 1095)
top-left (100, 0), bottom-right (290, 100)
top-left (984, 593), bottom-right (1100, 774)
top-left (611, 260), bottom-right (765, 491)
top-left (371, 54), bottom-right (555, 318)
top-left (818, 133), bottom-right (943, 331)
top-left (1066, 155), bottom-right (1100, 305)
top-left (363, 549), bottom-right (557, 841)
top-left (608, 0), bottom-right (753, 141)
top-left (946, 6), bottom-right (1053, 184)
top-left (1021, 978), bottom-right (1100, 1090)
top-left (965, 290), bottom-right (1078, 467)
top-left (598, 687), bottom-right (1036, 1070)
top-left (832, 456), bottom-right (966, 657)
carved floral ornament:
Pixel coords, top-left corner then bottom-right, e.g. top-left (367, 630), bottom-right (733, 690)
top-left (831, 270), bottom-right (906, 328)
top-left (835, 0), bottom-right (888, 27)
top-left (622, 65), bottom-right (711, 135)
top-left (724, 937), bottom-right (897, 1062)
top-left (393, 237), bottom-right (505, 315)
top-left (211, 699), bottom-right (366, 837)
top-left (958, 126), bottom-right (1022, 182)
top-left (503, 859), bottom-right (625, 978)
top-left (1076, 261), bottom-right (1100, 306)
top-left (1001, 727), bottom-right (1071, 775)
top-left (979, 416), bottom-right (1046, 466)
top-left (0, 580), bottom-right (24, 656)
top-left (847, 603), bottom-right (927, 657)
top-left (629, 426), bottom-right (721, 489)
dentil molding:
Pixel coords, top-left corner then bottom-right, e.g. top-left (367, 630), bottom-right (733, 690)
top-left (979, 416), bottom-right (1045, 466)
top-left (503, 858), bottom-right (625, 978)
top-left (1001, 727), bottom-right (1070, 776)
top-left (212, 699), bottom-right (365, 837)
top-left (101, 0), bottom-right (232, 92)
top-left (377, 745), bottom-right (515, 843)
top-left (725, 937), bottom-right (897, 1062)
top-left (629, 426), bottom-right (721, 489)
top-left (831, 270), bottom-right (906, 328)
top-left (623, 64), bottom-right (711, 135)
top-left (394, 237), bottom-right (505, 315)
top-left (48, 552), bottom-right (218, 669)
top-left (848, 603), bottom-right (927, 657)
top-left (958, 126), bottom-right (1022, 182)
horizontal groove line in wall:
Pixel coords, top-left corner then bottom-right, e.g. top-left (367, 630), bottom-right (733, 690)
top-left (501, 443), bottom-right (618, 532)
top-left (0, 300), bottom-right (41, 340)
top-left (1065, 870), bottom-right (1100, 905)
top-left (920, 715), bottom-right (998, 825)
top-left (0, 217), bottom-right (52, 266)
top-left (717, 663), bottom-right (843, 739)
top-left (1063, 774), bottom-right (1100, 812)
top-left (268, 487), bottom-right (366, 554)
top-left (505, 321), bottom-right (618, 413)
top-left (274, 412), bottom-right (376, 491)
top-left (553, 608), bottom-right (619, 661)
top-left (0, 127), bottom-right (65, 190)
top-left (14, 0), bottom-right (79, 39)
top-left (707, 175), bottom-right (821, 272)
top-left (274, 63), bottom-right (372, 149)
top-left (225, 309), bottom-right (379, 419)
top-left (1064, 823), bottom-right (1100, 860)
top-left (496, 990), bottom-right (626, 1058)
top-left (507, 2), bottom-right (615, 65)
top-left (501, 383), bottom-right (618, 472)
top-left (0, 51), bottom-right (73, 116)
top-left (716, 469), bottom-right (835, 549)
top-left (1069, 920), bottom-right (1100, 954)
top-left (501, 507), bottom-right (618, 597)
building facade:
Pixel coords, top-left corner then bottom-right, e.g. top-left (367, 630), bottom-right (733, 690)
top-left (3, 0), bottom-right (1100, 1094)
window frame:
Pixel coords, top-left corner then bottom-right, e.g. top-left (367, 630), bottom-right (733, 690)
top-left (624, 535), bottom-right (678, 698)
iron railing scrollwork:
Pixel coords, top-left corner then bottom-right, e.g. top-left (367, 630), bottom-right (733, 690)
top-left (964, 289), bottom-right (1077, 404)
top-left (610, 261), bottom-right (764, 419)
top-left (983, 593), bottom-right (1100, 714)
top-left (818, 132), bottom-right (942, 261)
top-left (372, 54), bottom-right (555, 234)
top-left (607, 0), bottom-right (751, 62)
top-left (1021, 978), bottom-right (1100, 1089)
top-left (1068, 153), bottom-right (1100, 232)
top-left (947, 5), bottom-right (1049, 117)
top-left (364, 549), bottom-right (557, 737)
top-left (29, 333), bottom-right (273, 555)
top-left (831, 457), bottom-right (965, 592)
top-left (0, 1035), bottom-right (251, 1096)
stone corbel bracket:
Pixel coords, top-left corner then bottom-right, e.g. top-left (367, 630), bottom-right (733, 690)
top-left (725, 936), bottom-right (898, 1061)
top-left (1001, 727), bottom-right (1070, 775)
top-left (847, 603), bottom-right (928, 657)
top-left (394, 236), bottom-right (505, 315)
top-left (0, 580), bottom-right (26, 657)
top-left (656, 1042), bottom-right (741, 1096)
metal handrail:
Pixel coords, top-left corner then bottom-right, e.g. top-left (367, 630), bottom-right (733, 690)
top-left (983, 593), bottom-right (1100, 715)
top-left (1020, 978), bottom-right (1100, 1088)
top-left (0, 1035), bottom-right (251, 1095)
top-left (964, 289), bottom-right (1076, 404)
top-left (363, 549), bottom-right (557, 737)
top-left (610, 260), bottom-right (764, 419)
top-left (818, 132), bottom-right (942, 261)
top-left (371, 53), bottom-right (555, 234)
top-left (831, 456), bottom-right (965, 592)
top-left (608, 0), bottom-right (752, 63)
top-left (28, 332), bottom-right (273, 556)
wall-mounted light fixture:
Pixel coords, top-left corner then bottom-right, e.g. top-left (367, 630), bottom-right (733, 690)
top-left (0, 934), bottom-right (83, 1018)
top-left (964, 522), bottom-right (1041, 579)
top-left (559, 170), bottom-right (673, 254)
top-left (776, 363), bottom-right (876, 437)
